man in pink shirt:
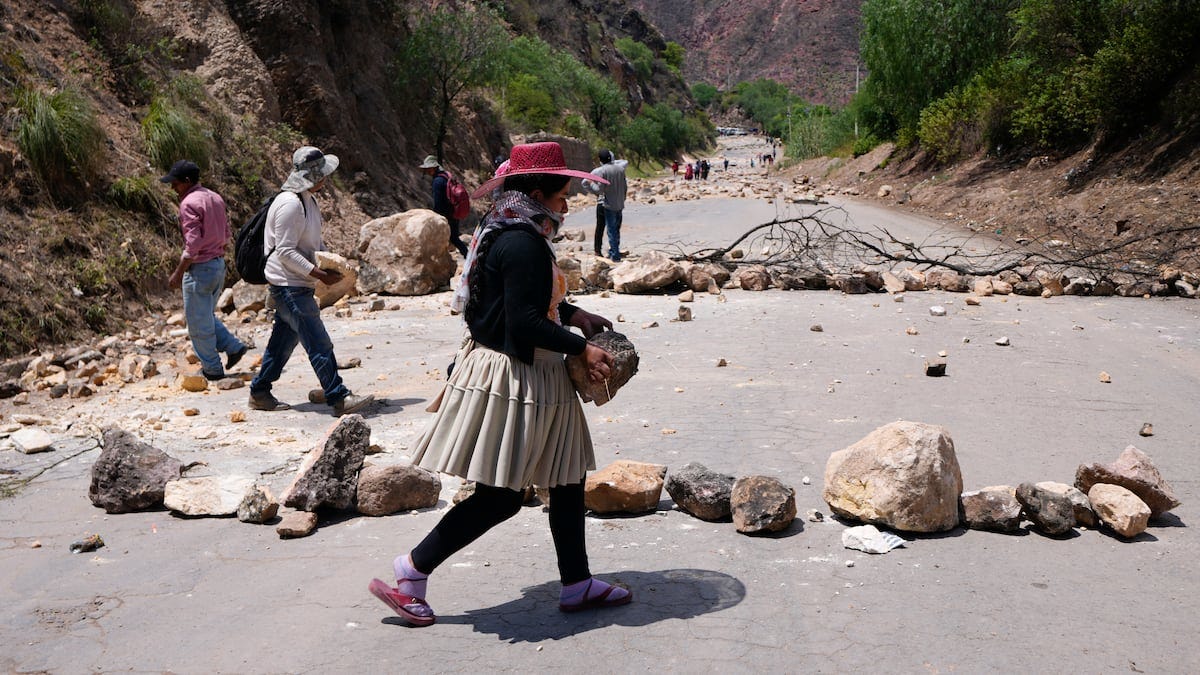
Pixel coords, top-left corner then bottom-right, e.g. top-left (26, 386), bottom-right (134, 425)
top-left (161, 160), bottom-right (247, 381)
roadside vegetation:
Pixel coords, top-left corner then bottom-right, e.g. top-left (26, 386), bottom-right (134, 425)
top-left (394, 2), bottom-right (711, 168)
top-left (695, 0), bottom-right (1199, 165)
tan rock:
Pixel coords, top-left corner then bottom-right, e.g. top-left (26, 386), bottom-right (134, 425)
top-left (823, 421), bottom-right (963, 532)
top-left (584, 460), bottom-right (667, 514)
top-left (237, 485), bottom-right (280, 524)
top-left (1087, 484), bottom-right (1151, 538)
top-left (164, 476), bottom-right (256, 516)
top-left (356, 463), bottom-right (441, 516)
top-left (177, 372), bottom-right (208, 392)
top-left (1035, 481), bottom-right (1097, 528)
top-left (1075, 445), bottom-right (1180, 516)
top-left (276, 510), bottom-right (319, 538)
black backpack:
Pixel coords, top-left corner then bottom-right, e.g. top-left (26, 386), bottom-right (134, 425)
top-left (234, 192), bottom-right (305, 284)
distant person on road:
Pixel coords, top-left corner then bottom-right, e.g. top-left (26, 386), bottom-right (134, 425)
top-left (582, 148), bottom-right (629, 262)
top-left (700, 159), bottom-right (710, 180)
top-left (420, 155), bottom-right (470, 257)
top-left (161, 159), bottom-right (247, 382)
top-left (684, 163), bottom-right (694, 180)
top-left (248, 146), bottom-right (373, 417)
top-left (723, 157), bottom-right (729, 171)
top-left (671, 160), bottom-right (679, 176)
top-left (368, 141), bottom-right (630, 627)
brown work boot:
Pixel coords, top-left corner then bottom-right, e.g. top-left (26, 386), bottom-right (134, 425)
top-left (248, 392), bottom-right (290, 411)
top-left (333, 393), bottom-right (374, 416)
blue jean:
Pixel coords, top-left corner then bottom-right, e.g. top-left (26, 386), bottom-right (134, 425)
top-left (182, 258), bottom-right (243, 378)
top-left (250, 285), bottom-right (350, 405)
top-left (603, 207), bottom-right (623, 261)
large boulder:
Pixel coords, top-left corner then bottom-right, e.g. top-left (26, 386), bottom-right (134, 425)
top-left (282, 414), bottom-right (371, 511)
top-left (89, 428), bottom-right (183, 513)
top-left (731, 475), bottom-right (796, 534)
top-left (610, 251), bottom-right (683, 293)
top-left (823, 421), bottom-right (963, 533)
top-left (356, 210), bottom-right (456, 296)
top-left (313, 251), bottom-right (357, 308)
top-left (1074, 445), bottom-right (1180, 516)
top-left (665, 462), bottom-right (734, 521)
top-left (231, 279), bottom-right (270, 313)
top-left (584, 460), bottom-right (666, 514)
top-left (356, 463), bottom-right (441, 516)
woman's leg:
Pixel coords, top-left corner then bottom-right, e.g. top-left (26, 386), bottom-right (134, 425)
top-left (549, 480), bottom-right (633, 611)
top-left (408, 483), bottom-right (525, 576)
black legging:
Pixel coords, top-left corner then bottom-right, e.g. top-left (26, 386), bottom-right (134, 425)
top-left (410, 481), bottom-right (590, 584)
top-left (448, 218), bottom-right (470, 257)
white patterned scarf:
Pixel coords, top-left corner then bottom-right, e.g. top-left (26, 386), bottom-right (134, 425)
top-left (450, 190), bottom-right (562, 315)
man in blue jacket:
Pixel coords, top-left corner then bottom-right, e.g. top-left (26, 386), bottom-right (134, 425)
top-left (420, 155), bottom-right (470, 257)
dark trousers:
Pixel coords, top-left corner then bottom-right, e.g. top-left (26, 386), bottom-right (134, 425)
top-left (594, 204), bottom-right (605, 255)
top-left (410, 481), bottom-right (591, 585)
top-left (449, 217), bottom-right (469, 257)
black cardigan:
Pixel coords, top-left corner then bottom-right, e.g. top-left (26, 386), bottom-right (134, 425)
top-left (466, 227), bottom-right (587, 364)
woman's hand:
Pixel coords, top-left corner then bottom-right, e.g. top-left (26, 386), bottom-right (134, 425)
top-left (582, 343), bottom-right (613, 383)
top-left (569, 308), bottom-right (613, 339)
top-left (311, 267), bottom-right (343, 285)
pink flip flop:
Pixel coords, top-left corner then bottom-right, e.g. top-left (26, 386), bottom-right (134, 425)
top-left (559, 579), bottom-right (633, 613)
top-left (368, 578), bottom-right (436, 627)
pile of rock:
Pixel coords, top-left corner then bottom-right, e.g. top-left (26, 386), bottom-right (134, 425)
top-left (86, 415), bottom-right (442, 539)
top-left (578, 459), bottom-right (798, 535)
top-left (823, 420), bottom-right (1181, 542)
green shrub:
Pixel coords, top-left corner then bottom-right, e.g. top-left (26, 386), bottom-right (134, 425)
top-left (142, 96), bottom-right (211, 171)
top-left (691, 83), bottom-right (719, 108)
top-left (505, 73), bottom-right (556, 131)
top-left (107, 175), bottom-right (162, 213)
top-left (615, 37), bottom-right (655, 80)
top-left (15, 87), bottom-right (106, 195)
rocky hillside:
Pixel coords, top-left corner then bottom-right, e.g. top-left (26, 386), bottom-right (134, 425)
top-left (0, 0), bottom-right (693, 358)
top-left (627, 0), bottom-right (862, 105)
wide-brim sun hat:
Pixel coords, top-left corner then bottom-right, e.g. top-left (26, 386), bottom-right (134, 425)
top-left (471, 141), bottom-right (606, 199)
top-left (281, 146), bottom-right (340, 192)
top-left (419, 155), bottom-right (440, 169)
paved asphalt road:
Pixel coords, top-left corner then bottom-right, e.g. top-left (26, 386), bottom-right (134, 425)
top-left (2, 145), bottom-right (1198, 672)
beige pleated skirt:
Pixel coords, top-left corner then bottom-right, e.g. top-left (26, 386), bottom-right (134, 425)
top-left (413, 340), bottom-right (595, 490)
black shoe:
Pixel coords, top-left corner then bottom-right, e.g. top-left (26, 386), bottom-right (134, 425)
top-left (203, 370), bottom-right (225, 382)
top-left (226, 346), bottom-right (248, 370)
top-left (333, 393), bottom-right (374, 416)
top-left (248, 392), bottom-right (290, 411)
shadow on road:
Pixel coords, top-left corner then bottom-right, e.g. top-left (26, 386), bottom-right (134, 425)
top-left (392, 568), bottom-right (745, 641)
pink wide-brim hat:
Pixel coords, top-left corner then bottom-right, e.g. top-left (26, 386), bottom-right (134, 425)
top-left (471, 141), bottom-right (607, 198)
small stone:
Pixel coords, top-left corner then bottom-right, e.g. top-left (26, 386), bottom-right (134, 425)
top-left (677, 306), bottom-right (692, 322)
top-left (924, 360), bottom-right (947, 377)
top-left (1099, 371), bottom-right (1111, 383)
top-left (801, 476), bottom-right (811, 485)
top-left (616, 314), bottom-right (624, 322)
top-left (964, 296), bottom-right (981, 306)
top-left (12, 427), bottom-right (54, 454)
top-left (716, 358), bottom-right (727, 367)
top-left (678, 290), bottom-right (694, 302)
top-left (183, 408), bottom-right (200, 417)
top-left (229, 410), bottom-right (246, 423)
top-left (177, 373), bottom-right (208, 392)
top-left (845, 560), bottom-right (855, 568)
top-left (937, 350), bottom-right (947, 358)
top-left (995, 336), bottom-right (1010, 346)
top-left (1139, 423), bottom-right (1153, 437)
top-left (30, 540), bottom-right (41, 548)
top-left (905, 326), bottom-right (919, 335)
top-left (810, 324), bottom-right (823, 332)
top-left (276, 510), bottom-right (319, 538)
top-left (642, 321), bottom-right (659, 329)
top-left (805, 508), bottom-right (824, 522)
top-left (929, 305), bottom-right (947, 317)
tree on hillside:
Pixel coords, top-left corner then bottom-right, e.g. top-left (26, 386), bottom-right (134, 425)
top-left (394, 2), bottom-right (509, 162)
top-left (860, 0), bottom-right (1015, 138)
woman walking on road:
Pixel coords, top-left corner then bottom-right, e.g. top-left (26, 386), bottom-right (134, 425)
top-left (369, 142), bottom-right (632, 626)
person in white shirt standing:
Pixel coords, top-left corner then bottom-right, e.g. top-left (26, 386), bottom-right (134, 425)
top-left (247, 146), bottom-right (373, 416)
